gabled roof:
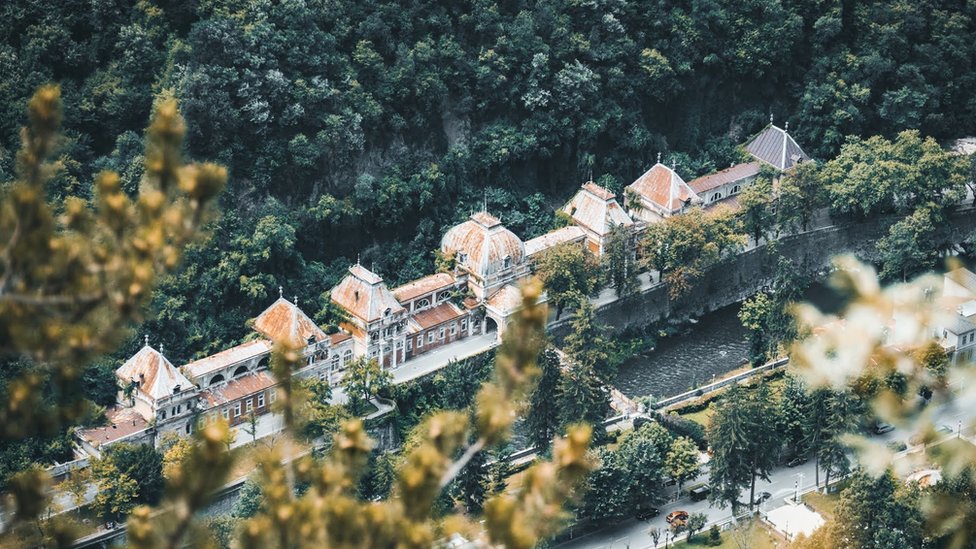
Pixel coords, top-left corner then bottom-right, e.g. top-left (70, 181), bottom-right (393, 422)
top-left (407, 302), bottom-right (466, 333)
top-left (561, 182), bottom-right (634, 237)
top-left (77, 407), bottom-right (150, 448)
top-left (183, 339), bottom-right (272, 380)
top-left (392, 272), bottom-right (456, 303)
top-left (200, 371), bottom-right (276, 407)
top-left (946, 267), bottom-right (976, 297)
top-left (485, 284), bottom-right (525, 316)
top-left (116, 344), bottom-right (193, 401)
top-left (525, 226), bottom-right (587, 257)
top-left (626, 163), bottom-right (699, 212)
top-left (330, 264), bottom-right (405, 323)
top-left (254, 297), bottom-right (328, 344)
top-left (744, 124), bottom-right (810, 171)
top-left (688, 162), bottom-right (762, 194)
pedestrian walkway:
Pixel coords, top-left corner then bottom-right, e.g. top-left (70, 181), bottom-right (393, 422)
top-left (391, 332), bottom-right (498, 384)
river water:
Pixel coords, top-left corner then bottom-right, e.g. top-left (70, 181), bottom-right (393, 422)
top-left (613, 283), bottom-right (843, 399)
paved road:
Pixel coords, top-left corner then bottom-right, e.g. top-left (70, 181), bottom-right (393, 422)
top-left (557, 400), bottom-right (976, 549)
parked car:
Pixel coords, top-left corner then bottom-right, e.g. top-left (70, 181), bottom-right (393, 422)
top-left (937, 424), bottom-right (953, 435)
top-left (689, 484), bottom-right (711, 502)
top-left (886, 440), bottom-right (908, 453)
top-left (634, 505), bottom-right (660, 520)
top-left (787, 456), bottom-right (808, 467)
top-left (753, 491), bottom-right (772, 505)
top-left (666, 510), bottom-right (689, 525)
top-left (873, 422), bottom-right (895, 435)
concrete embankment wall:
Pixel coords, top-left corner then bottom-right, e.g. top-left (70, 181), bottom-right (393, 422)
top-left (550, 207), bottom-right (976, 339)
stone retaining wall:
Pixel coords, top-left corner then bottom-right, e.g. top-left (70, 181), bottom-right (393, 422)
top-left (550, 207), bottom-right (976, 339)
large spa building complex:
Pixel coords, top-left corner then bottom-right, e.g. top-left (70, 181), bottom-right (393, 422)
top-left (77, 123), bottom-right (810, 455)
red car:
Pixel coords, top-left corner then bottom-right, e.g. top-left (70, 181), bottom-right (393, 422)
top-left (666, 510), bottom-right (689, 524)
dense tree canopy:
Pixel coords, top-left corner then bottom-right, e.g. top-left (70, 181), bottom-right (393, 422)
top-left (3, 0), bottom-right (976, 364)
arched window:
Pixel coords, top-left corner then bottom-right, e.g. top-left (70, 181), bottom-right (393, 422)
top-left (731, 185), bottom-right (741, 194)
top-left (331, 354), bottom-right (340, 371)
top-left (257, 356), bottom-right (270, 370)
top-left (232, 365), bottom-right (248, 378)
top-left (457, 252), bottom-right (467, 265)
top-left (342, 349), bottom-right (353, 364)
top-left (711, 193), bottom-right (722, 203)
top-left (209, 374), bottom-right (225, 386)
top-left (503, 255), bottom-right (512, 269)
top-left (416, 298), bottom-right (430, 308)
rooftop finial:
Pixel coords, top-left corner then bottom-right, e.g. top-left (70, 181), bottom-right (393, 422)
top-left (159, 343), bottom-right (164, 355)
top-left (770, 112), bottom-right (774, 125)
top-left (784, 121), bottom-right (789, 133)
top-left (483, 190), bottom-right (488, 214)
top-left (356, 253), bottom-right (361, 266)
top-left (278, 285), bottom-right (283, 299)
top-left (144, 334), bottom-right (149, 347)
top-left (294, 296), bottom-right (299, 307)
top-left (657, 151), bottom-right (662, 164)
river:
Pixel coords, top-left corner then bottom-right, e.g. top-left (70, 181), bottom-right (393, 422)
top-left (613, 283), bottom-right (844, 399)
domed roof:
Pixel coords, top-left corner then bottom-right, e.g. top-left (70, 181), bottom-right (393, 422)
top-left (441, 212), bottom-right (525, 278)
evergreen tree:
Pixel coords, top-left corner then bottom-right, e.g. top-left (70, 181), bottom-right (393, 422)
top-left (563, 300), bottom-right (612, 381)
top-left (603, 223), bottom-right (639, 298)
top-left (525, 348), bottom-right (562, 451)
top-left (707, 384), bottom-right (779, 511)
top-left (558, 363), bottom-right (611, 443)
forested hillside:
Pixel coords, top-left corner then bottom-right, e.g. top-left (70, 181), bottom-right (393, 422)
top-left (2, 0), bottom-right (975, 362)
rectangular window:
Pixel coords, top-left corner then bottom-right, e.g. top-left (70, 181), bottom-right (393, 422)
top-left (428, 332), bottom-right (435, 344)
top-left (407, 339), bottom-right (413, 351)
top-left (222, 408), bottom-right (229, 420)
top-left (417, 336), bottom-right (424, 348)
top-left (270, 390), bottom-right (277, 403)
top-left (161, 410), bottom-right (167, 420)
top-left (176, 405), bottom-right (181, 414)
top-left (234, 403), bottom-right (241, 417)
top-left (450, 322), bottom-right (457, 335)
top-left (258, 393), bottom-right (265, 408)
top-left (461, 319), bottom-right (467, 330)
top-left (439, 327), bottom-right (445, 340)
top-left (246, 399), bottom-right (253, 412)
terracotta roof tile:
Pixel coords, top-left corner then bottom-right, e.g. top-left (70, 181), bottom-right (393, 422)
top-left (331, 265), bottom-right (405, 323)
top-left (410, 302), bottom-right (466, 331)
top-left (329, 331), bottom-right (352, 345)
top-left (562, 183), bottom-right (634, 237)
top-left (201, 371), bottom-right (276, 407)
top-left (441, 213), bottom-right (526, 278)
top-left (254, 298), bottom-right (328, 344)
top-left (183, 339), bottom-right (272, 380)
top-left (486, 284), bottom-right (524, 315)
top-left (116, 345), bottom-right (193, 401)
top-left (392, 272), bottom-right (456, 303)
top-left (525, 226), bottom-right (587, 257)
top-left (626, 163), bottom-right (699, 213)
top-left (688, 162), bottom-right (761, 194)
top-left (582, 181), bottom-right (615, 201)
top-left (77, 407), bottom-right (150, 447)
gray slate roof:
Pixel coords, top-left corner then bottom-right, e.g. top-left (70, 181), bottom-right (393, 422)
top-left (744, 124), bottom-right (810, 171)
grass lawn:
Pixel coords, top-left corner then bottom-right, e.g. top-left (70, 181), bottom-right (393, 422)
top-left (672, 520), bottom-right (784, 549)
top-left (681, 406), bottom-right (715, 429)
top-left (802, 485), bottom-right (843, 520)
top-left (676, 375), bottom-right (788, 431)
